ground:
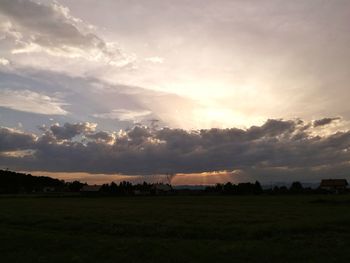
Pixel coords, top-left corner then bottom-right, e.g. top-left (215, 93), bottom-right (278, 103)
top-left (1, 195), bottom-right (350, 262)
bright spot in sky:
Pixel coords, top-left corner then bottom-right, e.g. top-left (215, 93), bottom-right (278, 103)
top-left (192, 106), bottom-right (265, 129)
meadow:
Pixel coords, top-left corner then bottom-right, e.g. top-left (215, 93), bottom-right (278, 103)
top-left (1, 195), bottom-right (350, 262)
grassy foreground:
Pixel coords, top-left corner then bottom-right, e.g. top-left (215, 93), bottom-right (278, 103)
top-left (1, 195), bottom-right (350, 262)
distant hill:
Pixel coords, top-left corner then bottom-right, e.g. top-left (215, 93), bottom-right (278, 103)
top-left (0, 170), bottom-right (65, 194)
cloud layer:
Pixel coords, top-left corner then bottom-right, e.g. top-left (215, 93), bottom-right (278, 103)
top-left (1, 118), bottom-right (349, 182)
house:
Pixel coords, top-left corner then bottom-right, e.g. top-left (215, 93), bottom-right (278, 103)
top-left (151, 183), bottom-right (173, 195)
top-left (133, 190), bottom-right (151, 196)
top-left (80, 185), bottom-right (102, 193)
top-left (320, 179), bottom-right (348, 193)
top-left (42, 186), bottom-right (56, 193)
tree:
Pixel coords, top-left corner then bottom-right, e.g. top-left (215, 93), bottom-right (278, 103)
top-left (290, 181), bottom-right (303, 193)
top-left (68, 181), bottom-right (85, 192)
top-left (254, 181), bottom-right (263, 194)
top-left (110, 182), bottom-right (118, 194)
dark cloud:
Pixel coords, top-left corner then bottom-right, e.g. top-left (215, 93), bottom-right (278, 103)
top-left (0, 0), bottom-right (124, 62)
top-left (0, 119), bottom-right (350, 182)
top-left (0, 0), bottom-right (99, 47)
top-left (0, 127), bottom-right (36, 151)
top-left (49, 122), bottom-right (96, 140)
top-left (246, 119), bottom-right (296, 139)
top-left (313, 117), bottom-right (341, 127)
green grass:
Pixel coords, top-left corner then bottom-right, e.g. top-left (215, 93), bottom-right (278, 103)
top-left (1, 195), bottom-right (350, 262)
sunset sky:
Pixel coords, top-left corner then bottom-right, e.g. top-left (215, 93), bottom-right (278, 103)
top-left (1, 0), bottom-right (350, 184)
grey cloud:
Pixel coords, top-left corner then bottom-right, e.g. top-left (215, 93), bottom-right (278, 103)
top-left (0, 127), bottom-right (36, 151)
top-left (313, 117), bottom-right (341, 127)
top-left (0, 66), bottom-right (201, 132)
top-left (0, 0), bottom-right (125, 63)
top-left (0, 0), bottom-right (99, 47)
top-left (49, 122), bottom-right (96, 140)
top-left (0, 119), bottom-right (350, 183)
top-left (246, 119), bottom-right (296, 138)
top-left (197, 119), bottom-right (299, 147)
top-left (127, 126), bottom-right (151, 142)
top-left (85, 131), bottom-right (114, 143)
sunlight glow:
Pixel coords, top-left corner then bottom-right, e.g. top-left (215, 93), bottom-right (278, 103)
top-left (192, 106), bottom-right (265, 129)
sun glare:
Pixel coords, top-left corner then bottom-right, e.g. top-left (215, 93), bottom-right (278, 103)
top-left (192, 106), bottom-right (265, 129)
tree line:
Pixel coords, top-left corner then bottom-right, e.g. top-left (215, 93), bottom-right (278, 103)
top-left (0, 169), bottom-right (342, 195)
top-left (204, 181), bottom-right (320, 195)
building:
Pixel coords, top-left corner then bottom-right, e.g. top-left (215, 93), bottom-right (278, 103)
top-left (320, 179), bottom-right (348, 193)
top-left (80, 185), bottom-right (102, 193)
top-left (151, 183), bottom-right (173, 195)
top-left (133, 190), bottom-right (151, 196)
top-left (42, 186), bottom-right (56, 193)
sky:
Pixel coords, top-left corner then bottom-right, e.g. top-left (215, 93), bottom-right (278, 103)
top-left (0, 0), bottom-right (350, 184)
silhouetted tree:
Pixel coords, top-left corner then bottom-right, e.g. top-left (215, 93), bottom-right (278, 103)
top-left (0, 170), bottom-right (66, 194)
top-left (110, 182), bottom-right (118, 194)
top-left (290, 181), bottom-right (303, 193)
top-left (100, 184), bottom-right (110, 193)
top-left (223, 182), bottom-right (235, 194)
top-left (67, 181), bottom-right (85, 192)
top-left (254, 181), bottom-right (263, 194)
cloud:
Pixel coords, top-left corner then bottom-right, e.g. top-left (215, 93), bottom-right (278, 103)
top-left (144, 57), bottom-right (164, 64)
top-left (0, 127), bottom-right (36, 151)
top-left (93, 109), bottom-right (152, 121)
top-left (0, 66), bottom-right (202, 132)
top-left (49, 122), bottom-right (97, 140)
top-left (0, 0), bottom-right (132, 66)
top-left (0, 89), bottom-right (67, 115)
top-left (1, 0), bottom-right (350, 133)
top-left (85, 131), bottom-right (115, 144)
top-left (0, 118), bottom-right (350, 183)
top-left (0, 57), bottom-right (9, 66)
top-left (313, 117), bottom-right (341, 127)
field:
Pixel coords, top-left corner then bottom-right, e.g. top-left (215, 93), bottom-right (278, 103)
top-left (1, 195), bottom-right (350, 262)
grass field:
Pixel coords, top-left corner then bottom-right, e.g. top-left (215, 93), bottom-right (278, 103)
top-left (1, 195), bottom-right (350, 262)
